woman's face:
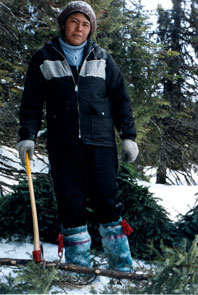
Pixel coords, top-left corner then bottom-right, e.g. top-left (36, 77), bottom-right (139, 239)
top-left (63, 13), bottom-right (91, 46)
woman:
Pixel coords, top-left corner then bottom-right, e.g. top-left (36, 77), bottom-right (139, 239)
top-left (16, 1), bottom-right (139, 272)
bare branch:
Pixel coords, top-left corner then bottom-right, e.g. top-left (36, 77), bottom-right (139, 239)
top-left (0, 258), bottom-right (149, 281)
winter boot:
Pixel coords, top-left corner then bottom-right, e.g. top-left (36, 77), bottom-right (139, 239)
top-left (99, 218), bottom-right (133, 272)
top-left (61, 224), bottom-right (91, 267)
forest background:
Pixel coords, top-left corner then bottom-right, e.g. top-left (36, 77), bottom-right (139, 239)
top-left (1, 0), bottom-right (198, 292)
top-left (1, 0), bottom-right (198, 189)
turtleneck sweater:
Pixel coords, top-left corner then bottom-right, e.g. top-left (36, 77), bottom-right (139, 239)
top-left (59, 37), bottom-right (87, 66)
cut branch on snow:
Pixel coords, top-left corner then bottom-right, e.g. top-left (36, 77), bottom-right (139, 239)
top-left (0, 258), bottom-right (149, 281)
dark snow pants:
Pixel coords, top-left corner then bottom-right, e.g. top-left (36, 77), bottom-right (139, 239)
top-left (48, 140), bottom-right (122, 228)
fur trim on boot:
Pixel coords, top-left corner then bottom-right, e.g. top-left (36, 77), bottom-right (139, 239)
top-left (99, 218), bottom-right (133, 272)
top-left (61, 225), bottom-right (91, 267)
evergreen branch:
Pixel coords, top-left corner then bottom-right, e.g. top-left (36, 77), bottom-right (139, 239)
top-left (0, 2), bottom-right (18, 19)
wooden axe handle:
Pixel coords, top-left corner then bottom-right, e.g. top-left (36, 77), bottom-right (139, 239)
top-left (26, 153), bottom-right (40, 251)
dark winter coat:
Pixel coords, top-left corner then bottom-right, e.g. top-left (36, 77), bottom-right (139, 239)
top-left (19, 37), bottom-right (136, 150)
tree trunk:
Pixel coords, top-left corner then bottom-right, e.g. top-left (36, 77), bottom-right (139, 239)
top-left (156, 144), bottom-right (167, 184)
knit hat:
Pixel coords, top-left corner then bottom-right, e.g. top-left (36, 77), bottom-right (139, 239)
top-left (58, 1), bottom-right (97, 37)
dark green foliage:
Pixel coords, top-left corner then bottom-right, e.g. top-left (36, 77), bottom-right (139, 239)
top-left (0, 174), bottom-right (59, 243)
top-left (15, 261), bottom-right (59, 294)
top-left (0, 262), bottom-right (59, 294)
top-left (0, 271), bottom-right (23, 294)
top-left (142, 236), bottom-right (198, 294)
top-left (176, 197), bottom-right (198, 249)
top-left (117, 163), bottom-right (176, 259)
top-left (153, 1), bottom-right (198, 184)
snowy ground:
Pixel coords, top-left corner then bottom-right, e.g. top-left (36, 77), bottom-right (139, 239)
top-left (0, 239), bottom-right (147, 294)
top-left (1, 146), bottom-right (198, 293)
top-left (138, 180), bottom-right (198, 221)
top-left (141, 166), bottom-right (198, 221)
top-left (1, 180), bottom-right (198, 293)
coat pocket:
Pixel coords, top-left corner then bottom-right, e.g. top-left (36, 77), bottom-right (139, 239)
top-left (90, 102), bottom-right (114, 141)
top-left (90, 103), bottom-right (111, 118)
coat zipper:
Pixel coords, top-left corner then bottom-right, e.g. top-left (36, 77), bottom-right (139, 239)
top-left (76, 48), bottom-right (94, 138)
top-left (52, 45), bottom-right (94, 138)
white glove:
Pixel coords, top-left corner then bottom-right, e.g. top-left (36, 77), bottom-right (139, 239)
top-left (16, 140), bottom-right (35, 167)
top-left (121, 139), bottom-right (139, 163)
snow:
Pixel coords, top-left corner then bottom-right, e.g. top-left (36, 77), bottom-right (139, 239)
top-left (0, 239), bottom-right (146, 294)
top-left (1, 147), bottom-right (198, 293)
top-left (141, 0), bottom-right (172, 10)
top-left (0, 79), bottom-right (7, 84)
top-left (0, 240), bottom-right (56, 262)
top-left (0, 145), bottom-right (49, 173)
top-left (138, 181), bottom-right (198, 221)
top-left (0, 146), bottom-right (49, 190)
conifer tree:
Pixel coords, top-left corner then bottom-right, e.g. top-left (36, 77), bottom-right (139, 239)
top-left (154, 0), bottom-right (198, 184)
top-left (109, 1), bottom-right (170, 170)
top-left (95, 0), bottom-right (170, 155)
